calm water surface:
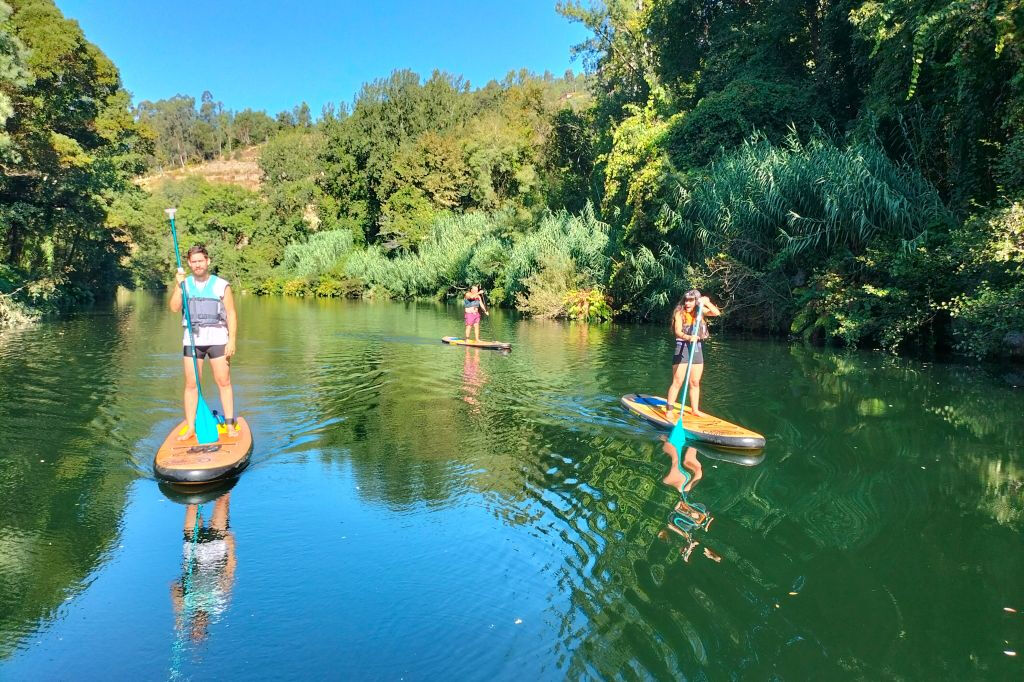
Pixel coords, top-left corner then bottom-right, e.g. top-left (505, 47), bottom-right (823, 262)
top-left (1, 292), bottom-right (1022, 679)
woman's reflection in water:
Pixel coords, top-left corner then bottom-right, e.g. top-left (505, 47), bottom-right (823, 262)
top-left (171, 492), bottom-right (237, 644)
top-left (657, 439), bottom-right (721, 563)
top-left (462, 347), bottom-right (485, 412)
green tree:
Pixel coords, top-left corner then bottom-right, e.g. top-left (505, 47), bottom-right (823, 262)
top-left (1, 0), bottom-right (150, 317)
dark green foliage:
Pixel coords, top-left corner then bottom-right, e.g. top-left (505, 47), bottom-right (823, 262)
top-left (944, 203), bottom-right (1024, 357)
top-left (675, 132), bottom-right (952, 267)
top-left (544, 107), bottom-right (598, 212)
top-left (664, 78), bottom-right (826, 168)
top-left (0, 0), bottom-right (151, 324)
top-left (111, 176), bottom-right (300, 291)
top-left (6, 0), bottom-right (1023, 357)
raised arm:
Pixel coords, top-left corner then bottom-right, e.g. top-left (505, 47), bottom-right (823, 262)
top-left (169, 268), bottom-right (185, 312)
top-left (699, 296), bottom-right (722, 317)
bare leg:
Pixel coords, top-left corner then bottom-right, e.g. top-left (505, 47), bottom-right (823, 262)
top-left (688, 363), bottom-right (704, 416)
top-left (184, 504), bottom-right (201, 534)
top-left (473, 321), bottom-right (481, 342)
top-left (465, 322), bottom-right (471, 340)
top-left (209, 356), bottom-right (235, 436)
top-left (681, 446), bottom-right (702, 491)
top-left (661, 439), bottom-right (685, 492)
top-left (665, 362), bottom-right (686, 422)
top-left (210, 494), bottom-right (230, 531)
top-left (179, 356), bottom-right (202, 440)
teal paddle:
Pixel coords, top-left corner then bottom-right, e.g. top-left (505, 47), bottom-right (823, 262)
top-left (166, 208), bottom-right (220, 445)
top-left (668, 301), bottom-right (705, 451)
top-left (169, 503), bottom-right (203, 680)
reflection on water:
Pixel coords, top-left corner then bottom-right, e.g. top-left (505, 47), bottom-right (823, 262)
top-left (659, 441), bottom-right (713, 563)
top-left (172, 492), bottom-right (236, 651)
top-left (462, 347), bottom-right (485, 412)
top-left (0, 292), bottom-right (1022, 679)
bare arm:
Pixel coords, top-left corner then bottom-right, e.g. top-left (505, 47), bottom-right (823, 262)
top-left (223, 286), bottom-right (238, 358)
top-left (169, 269), bottom-right (185, 312)
top-left (478, 293), bottom-right (488, 315)
top-left (699, 296), bottom-right (722, 317)
top-left (672, 310), bottom-right (687, 339)
top-left (673, 306), bottom-right (714, 343)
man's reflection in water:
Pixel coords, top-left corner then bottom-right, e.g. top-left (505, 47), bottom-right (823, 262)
top-left (657, 439), bottom-right (720, 563)
top-left (462, 347), bottom-right (485, 412)
top-left (171, 492), bottom-right (236, 644)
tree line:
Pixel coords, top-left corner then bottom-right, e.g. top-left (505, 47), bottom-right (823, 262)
top-left (2, 0), bottom-right (1022, 358)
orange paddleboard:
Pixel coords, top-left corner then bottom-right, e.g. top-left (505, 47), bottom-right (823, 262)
top-left (154, 416), bottom-right (253, 484)
top-left (621, 394), bottom-right (765, 450)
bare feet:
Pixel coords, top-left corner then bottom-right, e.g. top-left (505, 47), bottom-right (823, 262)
top-left (665, 409), bottom-right (678, 423)
top-left (226, 418), bottom-right (239, 437)
top-left (691, 410), bottom-right (704, 417)
top-left (176, 427), bottom-right (195, 442)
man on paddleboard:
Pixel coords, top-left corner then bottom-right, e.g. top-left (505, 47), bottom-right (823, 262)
top-left (169, 245), bottom-right (238, 439)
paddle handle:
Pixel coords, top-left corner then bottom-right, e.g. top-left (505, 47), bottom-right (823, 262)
top-left (166, 208), bottom-right (182, 268)
top-left (166, 209), bottom-right (205, 395)
top-left (167, 209), bottom-right (196, 343)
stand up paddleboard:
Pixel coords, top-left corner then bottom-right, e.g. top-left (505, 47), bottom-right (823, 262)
top-left (442, 336), bottom-right (511, 351)
top-left (154, 417), bottom-right (253, 484)
top-left (692, 442), bottom-right (765, 467)
top-left (621, 394), bottom-right (765, 450)
top-left (158, 476), bottom-right (238, 505)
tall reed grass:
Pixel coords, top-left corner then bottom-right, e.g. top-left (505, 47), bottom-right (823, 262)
top-left (669, 131), bottom-right (953, 267)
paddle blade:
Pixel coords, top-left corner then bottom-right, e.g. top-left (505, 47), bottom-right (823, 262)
top-left (194, 397), bottom-right (220, 445)
top-left (668, 414), bottom-right (688, 450)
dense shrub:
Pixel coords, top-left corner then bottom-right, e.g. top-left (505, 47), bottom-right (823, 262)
top-left (280, 229), bottom-right (355, 278)
top-left (664, 78), bottom-right (827, 169)
top-left (674, 132), bottom-right (953, 267)
top-left (945, 202), bottom-right (1024, 357)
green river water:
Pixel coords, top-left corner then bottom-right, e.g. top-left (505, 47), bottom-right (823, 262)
top-left (0, 292), bottom-right (1022, 680)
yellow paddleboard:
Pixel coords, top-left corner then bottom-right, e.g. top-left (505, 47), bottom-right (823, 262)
top-left (621, 394), bottom-right (765, 450)
top-left (154, 416), bottom-right (253, 484)
top-left (442, 336), bottom-right (511, 350)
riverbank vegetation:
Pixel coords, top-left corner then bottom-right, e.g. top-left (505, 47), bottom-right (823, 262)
top-left (2, 0), bottom-right (1022, 357)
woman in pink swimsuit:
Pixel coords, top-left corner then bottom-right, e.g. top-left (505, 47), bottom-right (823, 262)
top-left (463, 285), bottom-right (489, 342)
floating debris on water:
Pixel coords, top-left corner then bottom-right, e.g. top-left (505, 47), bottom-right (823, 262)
top-left (790, 575), bottom-right (806, 595)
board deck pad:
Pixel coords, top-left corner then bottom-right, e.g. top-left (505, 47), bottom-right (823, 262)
top-left (154, 416), bottom-right (253, 484)
top-left (441, 336), bottom-right (511, 350)
top-left (621, 394), bottom-right (765, 450)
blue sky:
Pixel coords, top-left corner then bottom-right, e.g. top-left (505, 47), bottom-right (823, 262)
top-left (55, 1), bottom-right (590, 116)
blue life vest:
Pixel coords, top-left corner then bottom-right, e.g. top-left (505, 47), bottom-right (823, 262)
top-left (183, 276), bottom-right (227, 328)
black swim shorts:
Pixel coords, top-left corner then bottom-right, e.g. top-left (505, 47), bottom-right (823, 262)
top-left (672, 339), bottom-right (704, 365)
top-left (183, 344), bottom-right (226, 359)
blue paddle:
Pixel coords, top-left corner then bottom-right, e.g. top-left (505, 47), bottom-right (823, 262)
top-left (166, 208), bottom-right (220, 445)
top-left (668, 301), bottom-right (705, 451)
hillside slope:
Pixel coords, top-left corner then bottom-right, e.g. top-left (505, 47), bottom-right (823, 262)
top-left (137, 145), bottom-right (263, 191)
